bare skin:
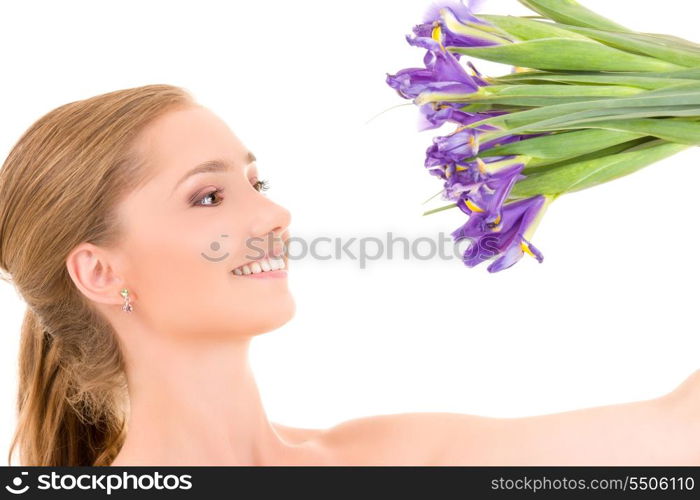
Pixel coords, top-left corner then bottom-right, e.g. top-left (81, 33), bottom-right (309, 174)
top-left (312, 369), bottom-right (700, 465)
top-left (112, 369), bottom-right (700, 466)
top-left (64, 104), bottom-right (698, 467)
top-left (269, 369), bottom-right (700, 466)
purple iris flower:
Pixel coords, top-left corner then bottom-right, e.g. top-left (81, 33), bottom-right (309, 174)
top-left (444, 157), bottom-right (525, 226)
top-left (424, 123), bottom-right (522, 168)
top-left (386, 37), bottom-right (481, 101)
top-left (417, 100), bottom-right (508, 131)
top-left (451, 195), bottom-right (547, 273)
top-left (409, 0), bottom-right (511, 53)
top-left (424, 126), bottom-right (480, 169)
top-left (386, 2), bottom-right (498, 131)
top-left (411, 57), bottom-right (497, 130)
top-left (422, 0), bottom-right (487, 26)
top-left (418, 102), bottom-right (474, 130)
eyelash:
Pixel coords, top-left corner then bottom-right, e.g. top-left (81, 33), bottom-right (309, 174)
top-left (192, 178), bottom-right (270, 207)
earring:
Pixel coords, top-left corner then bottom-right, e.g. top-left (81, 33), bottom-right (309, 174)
top-left (120, 288), bottom-right (133, 313)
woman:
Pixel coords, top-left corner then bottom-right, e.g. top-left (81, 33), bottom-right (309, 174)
top-left (1, 84), bottom-right (698, 466)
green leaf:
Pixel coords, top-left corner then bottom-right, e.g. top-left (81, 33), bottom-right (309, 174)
top-left (509, 140), bottom-right (689, 197)
top-left (479, 128), bottom-right (645, 161)
top-left (511, 105), bottom-right (700, 132)
top-left (477, 14), bottom-right (592, 41)
top-left (460, 97), bottom-right (605, 107)
top-left (450, 38), bottom-right (683, 72)
top-left (462, 19), bottom-right (514, 39)
top-left (459, 103), bottom-right (524, 113)
top-left (429, 83), bottom-right (644, 107)
top-left (521, 137), bottom-right (655, 172)
top-left (529, 117), bottom-right (700, 145)
top-left (547, 23), bottom-right (700, 67)
top-left (415, 83), bottom-right (643, 106)
top-left (491, 72), bottom-right (698, 90)
top-left (517, 0), bottom-right (631, 32)
top-left (637, 32), bottom-right (700, 50)
top-left (495, 67), bottom-right (700, 82)
top-left (475, 83), bottom-right (700, 133)
top-left (481, 84), bottom-right (644, 97)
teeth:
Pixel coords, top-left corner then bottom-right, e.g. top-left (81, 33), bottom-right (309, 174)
top-left (232, 256), bottom-right (286, 275)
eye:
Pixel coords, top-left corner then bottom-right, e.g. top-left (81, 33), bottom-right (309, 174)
top-left (253, 178), bottom-right (270, 192)
top-left (192, 188), bottom-right (224, 207)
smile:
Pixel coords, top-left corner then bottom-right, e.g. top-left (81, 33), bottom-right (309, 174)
top-left (231, 255), bottom-right (286, 276)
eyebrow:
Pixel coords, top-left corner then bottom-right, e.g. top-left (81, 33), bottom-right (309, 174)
top-left (171, 151), bottom-right (257, 196)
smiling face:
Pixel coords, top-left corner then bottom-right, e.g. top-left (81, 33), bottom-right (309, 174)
top-left (114, 105), bottom-right (294, 340)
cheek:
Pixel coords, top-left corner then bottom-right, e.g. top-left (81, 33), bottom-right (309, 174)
top-left (121, 213), bottom-right (295, 338)
top-left (124, 218), bottom-right (232, 325)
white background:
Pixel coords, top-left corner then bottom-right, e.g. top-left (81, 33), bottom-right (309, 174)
top-left (1, 0), bottom-right (699, 463)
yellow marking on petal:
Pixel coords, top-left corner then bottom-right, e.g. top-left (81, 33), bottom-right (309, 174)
top-left (455, 164), bottom-right (469, 171)
top-left (521, 240), bottom-right (536, 258)
top-left (468, 135), bottom-right (475, 147)
top-left (431, 23), bottom-right (446, 52)
top-left (464, 198), bottom-right (484, 213)
top-left (476, 158), bottom-right (487, 174)
top-left (493, 214), bottom-right (501, 225)
top-left (431, 24), bottom-right (440, 41)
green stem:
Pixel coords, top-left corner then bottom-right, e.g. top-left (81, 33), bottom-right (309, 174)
top-left (422, 203), bottom-right (458, 216)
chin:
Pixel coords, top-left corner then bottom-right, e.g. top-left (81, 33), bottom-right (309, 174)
top-left (249, 294), bottom-right (296, 336)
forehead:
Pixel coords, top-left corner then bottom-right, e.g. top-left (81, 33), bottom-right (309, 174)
top-left (136, 105), bottom-right (247, 180)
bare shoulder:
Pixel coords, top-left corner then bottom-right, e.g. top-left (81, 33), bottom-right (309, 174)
top-left (664, 369), bottom-right (700, 404)
top-left (661, 369), bottom-right (700, 426)
top-left (274, 372), bottom-right (700, 466)
top-left (271, 422), bottom-right (326, 445)
top-left (314, 412), bottom-right (484, 465)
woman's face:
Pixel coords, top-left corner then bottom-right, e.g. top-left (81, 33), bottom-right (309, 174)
top-left (114, 105), bottom-right (294, 340)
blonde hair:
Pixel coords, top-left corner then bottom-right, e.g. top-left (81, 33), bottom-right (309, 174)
top-left (0, 84), bottom-right (196, 466)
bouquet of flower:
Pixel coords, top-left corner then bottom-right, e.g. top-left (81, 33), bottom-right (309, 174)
top-left (386, 0), bottom-right (700, 272)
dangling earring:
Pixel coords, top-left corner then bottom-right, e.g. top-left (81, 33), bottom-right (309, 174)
top-left (120, 287), bottom-right (133, 313)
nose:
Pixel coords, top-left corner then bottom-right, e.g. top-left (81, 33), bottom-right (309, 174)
top-left (249, 196), bottom-right (292, 258)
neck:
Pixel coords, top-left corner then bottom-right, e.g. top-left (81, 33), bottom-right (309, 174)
top-left (115, 329), bottom-right (288, 465)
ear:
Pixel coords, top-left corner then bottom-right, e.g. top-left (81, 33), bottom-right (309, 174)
top-left (65, 242), bottom-right (132, 307)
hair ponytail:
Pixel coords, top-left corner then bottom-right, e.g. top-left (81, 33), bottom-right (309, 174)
top-left (7, 305), bottom-right (126, 466)
top-left (1, 84), bottom-right (195, 465)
